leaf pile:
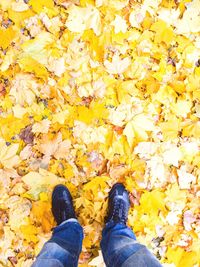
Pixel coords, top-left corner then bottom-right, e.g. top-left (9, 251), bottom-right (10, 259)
top-left (0, 0), bottom-right (200, 266)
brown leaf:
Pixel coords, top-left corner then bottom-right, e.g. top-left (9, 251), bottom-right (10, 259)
top-left (8, 257), bottom-right (18, 266)
top-left (0, 83), bottom-right (6, 97)
top-left (88, 151), bottom-right (107, 173)
top-left (129, 190), bottom-right (141, 206)
top-left (79, 252), bottom-right (92, 264)
top-left (19, 125), bottom-right (34, 144)
top-left (109, 165), bottom-right (129, 180)
top-left (113, 126), bottom-right (124, 135)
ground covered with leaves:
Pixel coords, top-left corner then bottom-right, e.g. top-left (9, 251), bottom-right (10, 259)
top-left (0, 0), bottom-right (200, 266)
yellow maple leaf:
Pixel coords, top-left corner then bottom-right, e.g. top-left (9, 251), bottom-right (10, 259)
top-left (66, 5), bottom-right (101, 35)
top-left (0, 48), bottom-right (17, 72)
top-left (32, 201), bottom-right (54, 232)
top-left (90, 101), bottom-right (109, 121)
top-left (175, 0), bottom-right (200, 35)
top-left (159, 116), bottom-right (180, 140)
top-left (22, 169), bottom-right (59, 189)
top-left (32, 119), bottom-right (51, 134)
top-left (83, 176), bottom-right (109, 196)
top-left (166, 247), bottom-right (199, 267)
top-left (11, 0), bottom-right (29, 12)
top-left (104, 53), bottom-right (131, 74)
top-left (166, 246), bottom-right (184, 266)
top-left (151, 20), bottom-right (174, 45)
top-left (180, 142), bottom-right (199, 163)
top-left (129, 7), bottom-right (146, 29)
top-left (9, 73), bottom-right (39, 106)
top-left (82, 29), bottom-right (104, 61)
top-left (12, 104), bottom-right (27, 119)
top-left (20, 224), bottom-right (39, 243)
top-left (111, 15), bottom-right (127, 34)
top-left (139, 190), bottom-right (166, 215)
top-left (76, 106), bottom-right (94, 124)
top-left (171, 98), bottom-right (192, 118)
top-left (8, 197), bottom-right (31, 231)
top-left (106, 135), bottom-right (130, 160)
top-left (0, 113), bottom-right (29, 140)
top-left (182, 121), bottom-right (200, 138)
top-left (63, 163), bottom-right (74, 180)
top-left (18, 56), bottom-right (48, 80)
top-left (123, 114), bottom-right (155, 147)
top-left (29, 0), bottom-right (55, 14)
top-left (152, 58), bottom-right (167, 81)
top-left (39, 192), bottom-right (49, 202)
top-left (0, 0), bottom-right (11, 10)
top-left (0, 27), bottom-right (16, 50)
top-left (52, 110), bottom-right (69, 124)
top-left (8, 8), bottom-right (34, 27)
top-left (179, 251), bottom-right (199, 267)
top-left (165, 183), bottom-right (187, 204)
top-left (0, 139), bottom-right (20, 169)
top-left (22, 169), bottom-right (60, 200)
top-left (21, 31), bottom-right (54, 65)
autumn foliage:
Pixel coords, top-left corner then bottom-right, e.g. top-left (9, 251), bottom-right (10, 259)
top-left (0, 0), bottom-right (200, 266)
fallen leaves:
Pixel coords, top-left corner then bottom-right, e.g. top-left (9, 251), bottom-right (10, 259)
top-left (89, 251), bottom-right (105, 267)
top-left (9, 74), bottom-right (39, 106)
top-left (151, 20), bottom-right (174, 45)
top-left (21, 31), bottom-right (55, 65)
top-left (38, 132), bottom-right (71, 162)
top-left (175, 0), bottom-right (200, 35)
top-left (11, 0), bottom-right (29, 12)
top-left (19, 125), bottom-right (34, 144)
top-left (0, 27), bottom-right (17, 50)
top-left (32, 119), bottom-right (51, 134)
top-left (0, 139), bottom-right (20, 169)
top-left (29, 0), bottom-right (55, 14)
top-left (124, 114), bottom-right (155, 146)
top-left (66, 5), bottom-right (101, 35)
top-left (139, 190), bottom-right (166, 216)
top-left (177, 166), bottom-right (196, 190)
top-left (8, 196), bottom-right (31, 231)
top-left (0, 0), bottom-right (200, 266)
top-left (31, 201), bottom-right (54, 233)
top-left (111, 15), bottom-right (128, 34)
top-left (104, 53), bottom-right (131, 74)
top-left (18, 56), bottom-right (49, 80)
top-left (22, 169), bottom-right (60, 191)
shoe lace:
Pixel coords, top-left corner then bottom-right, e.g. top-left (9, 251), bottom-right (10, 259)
top-left (111, 198), bottom-right (127, 224)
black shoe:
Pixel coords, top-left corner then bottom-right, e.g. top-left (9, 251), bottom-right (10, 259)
top-left (52, 184), bottom-right (76, 225)
top-left (106, 183), bottom-right (130, 225)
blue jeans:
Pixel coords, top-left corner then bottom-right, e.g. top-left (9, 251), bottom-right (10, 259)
top-left (32, 219), bottom-right (162, 267)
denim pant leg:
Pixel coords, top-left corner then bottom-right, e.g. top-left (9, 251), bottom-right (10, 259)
top-left (32, 219), bottom-right (83, 267)
top-left (100, 222), bottom-right (162, 267)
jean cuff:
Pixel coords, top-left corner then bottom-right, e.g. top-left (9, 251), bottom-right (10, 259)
top-left (104, 221), bottom-right (127, 229)
top-left (59, 218), bottom-right (79, 226)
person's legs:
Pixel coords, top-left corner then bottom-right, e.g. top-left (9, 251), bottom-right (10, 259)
top-left (101, 183), bottom-right (162, 267)
top-left (32, 219), bottom-right (83, 267)
top-left (32, 185), bottom-right (83, 267)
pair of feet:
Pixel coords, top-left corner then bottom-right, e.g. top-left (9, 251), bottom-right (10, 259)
top-left (52, 183), bottom-right (130, 225)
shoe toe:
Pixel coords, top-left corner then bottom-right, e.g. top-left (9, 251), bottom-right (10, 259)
top-left (109, 183), bottom-right (126, 197)
top-left (109, 183), bottom-right (130, 207)
top-left (52, 184), bottom-right (72, 202)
